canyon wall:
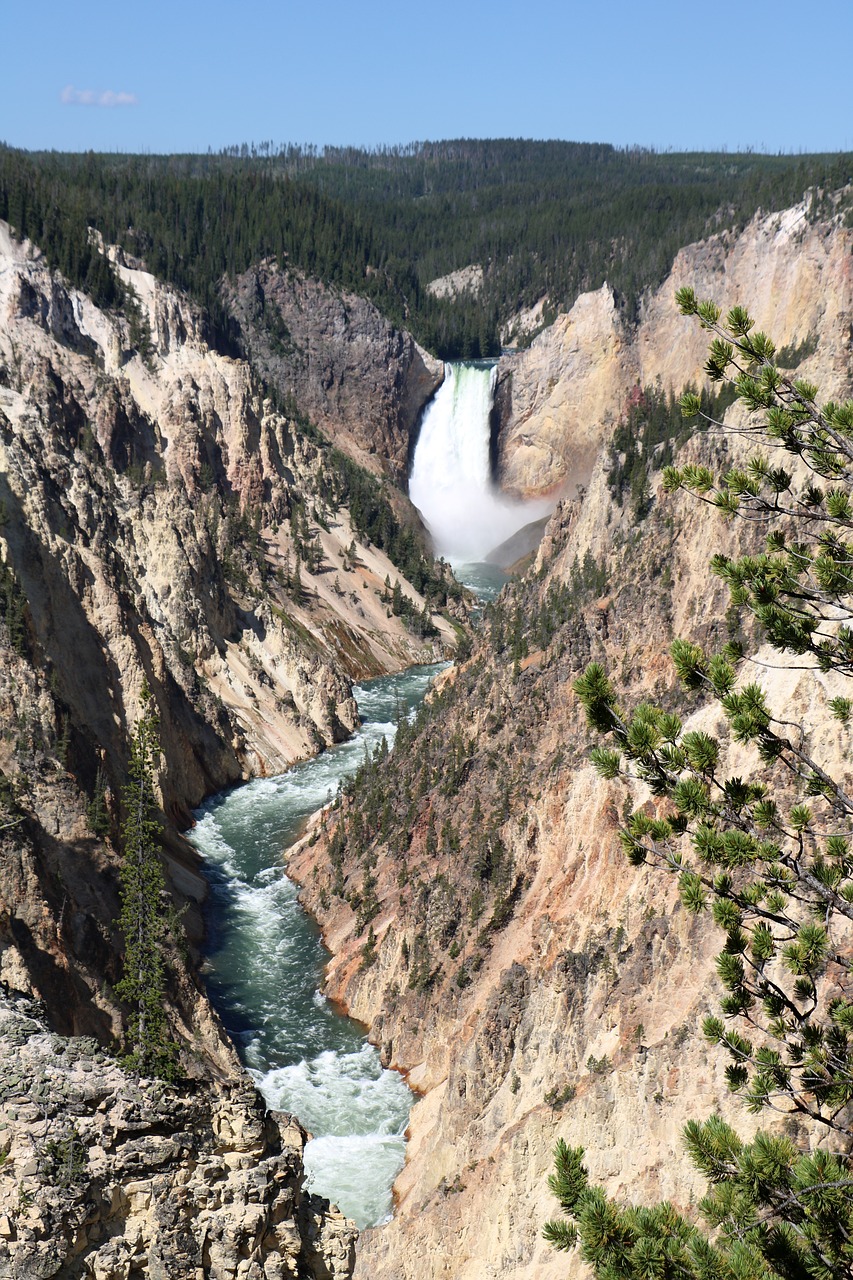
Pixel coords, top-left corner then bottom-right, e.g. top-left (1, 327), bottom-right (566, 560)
top-left (494, 201), bottom-right (853, 500)
top-left (225, 262), bottom-right (444, 484)
top-left (290, 202), bottom-right (853, 1279)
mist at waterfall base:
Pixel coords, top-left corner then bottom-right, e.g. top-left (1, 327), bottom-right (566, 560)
top-left (409, 362), bottom-right (553, 573)
top-left (189, 665), bottom-right (444, 1228)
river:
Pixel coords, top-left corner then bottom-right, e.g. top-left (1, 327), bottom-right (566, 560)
top-left (190, 358), bottom-right (546, 1228)
top-left (189, 664), bottom-right (444, 1227)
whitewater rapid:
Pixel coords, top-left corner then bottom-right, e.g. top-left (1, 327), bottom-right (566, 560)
top-left (409, 361), bottom-right (552, 564)
top-left (189, 665), bottom-right (445, 1228)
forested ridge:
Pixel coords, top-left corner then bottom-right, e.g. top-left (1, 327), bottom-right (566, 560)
top-left (1, 140), bottom-right (852, 358)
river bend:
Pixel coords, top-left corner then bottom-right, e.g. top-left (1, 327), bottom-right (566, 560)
top-left (188, 664), bottom-right (444, 1227)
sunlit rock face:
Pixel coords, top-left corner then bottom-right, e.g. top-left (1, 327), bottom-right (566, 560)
top-left (492, 202), bottom-right (853, 501)
top-left (0, 991), bottom-right (356, 1279)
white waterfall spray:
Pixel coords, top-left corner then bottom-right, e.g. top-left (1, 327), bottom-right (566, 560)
top-left (409, 361), bottom-right (552, 564)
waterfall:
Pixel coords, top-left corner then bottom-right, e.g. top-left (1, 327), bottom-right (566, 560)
top-left (409, 361), bottom-right (552, 565)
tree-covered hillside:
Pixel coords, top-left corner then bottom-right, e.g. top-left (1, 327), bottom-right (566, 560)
top-left (284, 141), bottom-right (853, 346)
top-left (1, 140), bottom-right (851, 358)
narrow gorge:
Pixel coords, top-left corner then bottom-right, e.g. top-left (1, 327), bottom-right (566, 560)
top-left (0, 141), bottom-right (851, 1280)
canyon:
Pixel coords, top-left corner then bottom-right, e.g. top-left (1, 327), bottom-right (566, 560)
top-left (0, 187), bottom-right (850, 1280)
top-left (0, 221), bottom-right (455, 1275)
top-left (291, 200), bottom-right (853, 1278)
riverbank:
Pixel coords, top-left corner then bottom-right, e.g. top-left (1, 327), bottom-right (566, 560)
top-left (188, 664), bottom-right (446, 1227)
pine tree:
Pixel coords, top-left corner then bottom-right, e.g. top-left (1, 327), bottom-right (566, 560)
top-left (115, 684), bottom-right (178, 1079)
top-left (548, 295), bottom-right (853, 1277)
top-left (86, 767), bottom-right (111, 837)
top-left (290, 554), bottom-right (303, 604)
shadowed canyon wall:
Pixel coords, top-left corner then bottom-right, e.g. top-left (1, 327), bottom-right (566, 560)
top-left (225, 261), bottom-right (444, 485)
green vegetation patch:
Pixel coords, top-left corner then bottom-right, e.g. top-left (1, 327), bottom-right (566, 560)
top-left (3, 141), bottom-right (851, 360)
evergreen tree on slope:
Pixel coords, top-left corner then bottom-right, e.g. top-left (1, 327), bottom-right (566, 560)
top-left (115, 683), bottom-right (178, 1079)
top-left (546, 291), bottom-right (853, 1278)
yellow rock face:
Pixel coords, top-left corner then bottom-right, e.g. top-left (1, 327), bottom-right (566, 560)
top-left (494, 203), bottom-right (853, 501)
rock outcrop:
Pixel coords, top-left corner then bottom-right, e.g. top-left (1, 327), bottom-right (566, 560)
top-left (0, 990), bottom-right (356, 1279)
top-left (425, 265), bottom-right (484, 301)
top-left (225, 263), bottom-right (444, 484)
top-left (493, 283), bottom-right (631, 498)
top-left (494, 201), bottom-right (853, 499)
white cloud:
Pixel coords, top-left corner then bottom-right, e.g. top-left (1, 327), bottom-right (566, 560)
top-left (61, 85), bottom-right (138, 108)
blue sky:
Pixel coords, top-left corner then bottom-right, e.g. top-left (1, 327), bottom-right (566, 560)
top-left (4, 0), bottom-right (852, 155)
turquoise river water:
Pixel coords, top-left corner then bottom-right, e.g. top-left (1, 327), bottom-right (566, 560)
top-left (189, 663), bottom-right (446, 1227)
top-left (189, 565), bottom-right (506, 1227)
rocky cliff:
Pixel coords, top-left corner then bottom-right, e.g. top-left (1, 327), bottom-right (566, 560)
top-left (0, 990), bottom-right (356, 1279)
top-left (287, 200), bottom-right (853, 1279)
top-left (494, 200), bottom-right (853, 500)
top-left (225, 262), bottom-right (444, 485)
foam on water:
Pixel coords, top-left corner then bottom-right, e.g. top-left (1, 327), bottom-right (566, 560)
top-left (303, 1133), bottom-right (406, 1225)
top-left (189, 664), bottom-right (444, 1226)
top-left (255, 1043), bottom-right (410, 1137)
